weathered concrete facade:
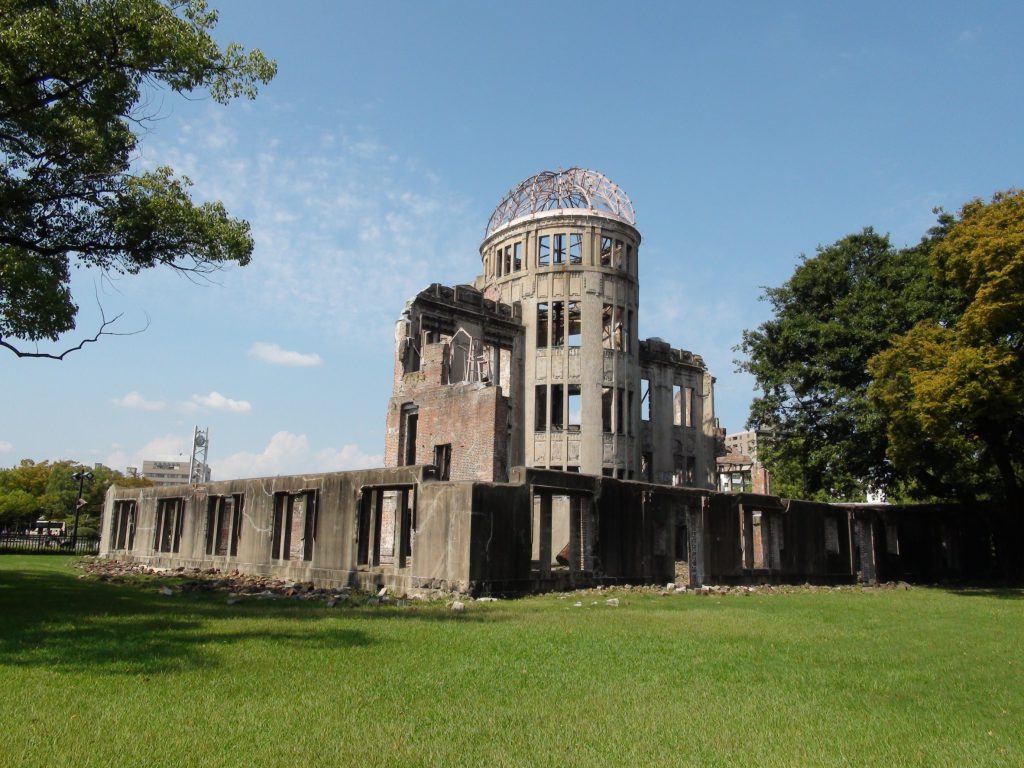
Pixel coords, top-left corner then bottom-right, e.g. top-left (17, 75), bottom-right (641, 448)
top-left (386, 168), bottom-right (724, 486)
top-left (101, 468), bottom-right (690, 594)
top-left (385, 284), bottom-right (523, 482)
top-left (101, 469), bottom-right (1007, 593)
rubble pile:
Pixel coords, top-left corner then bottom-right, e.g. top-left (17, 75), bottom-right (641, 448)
top-left (82, 560), bottom-right (360, 602)
top-left (79, 559), bottom-right (912, 606)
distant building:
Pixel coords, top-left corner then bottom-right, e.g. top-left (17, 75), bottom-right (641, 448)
top-left (139, 459), bottom-right (210, 486)
top-left (717, 430), bottom-right (770, 495)
top-left (723, 430), bottom-right (759, 460)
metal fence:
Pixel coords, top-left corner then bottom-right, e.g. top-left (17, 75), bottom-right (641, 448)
top-left (0, 532), bottom-right (100, 555)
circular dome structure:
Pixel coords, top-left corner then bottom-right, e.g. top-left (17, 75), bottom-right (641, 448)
top-left (485, 167), bottom-right (635, 237)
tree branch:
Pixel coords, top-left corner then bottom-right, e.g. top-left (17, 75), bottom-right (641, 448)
top-left (0, 308), bottom-right (148, 360)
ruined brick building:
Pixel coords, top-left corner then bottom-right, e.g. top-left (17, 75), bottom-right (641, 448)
top-left (385, 168), bottom-right (722, 487)
top-left (99, 170), bottom-right (1009, 593)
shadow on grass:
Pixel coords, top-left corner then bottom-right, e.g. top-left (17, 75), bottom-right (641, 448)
top-left (944, 586), bottom-right (1024, 600)
top-left (0, 558), bottom-right (498, 677)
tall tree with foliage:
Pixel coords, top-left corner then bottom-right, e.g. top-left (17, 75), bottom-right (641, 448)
top-left (0, 0), bottom-right (275, 358)
top-left (0, 458), bottom-right (151, 531)
top-left (737, 226), bottom-right (959, 501)
top-left (869, 190), bottom-right (1024, 520)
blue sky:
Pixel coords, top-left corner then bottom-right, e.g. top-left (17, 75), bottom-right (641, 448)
top-left (3, 0), bottom-right (1022, 478)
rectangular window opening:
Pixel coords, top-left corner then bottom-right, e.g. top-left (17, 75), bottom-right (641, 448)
top-left (551, 301), bottom-right (565, 346)
top-left (205, 494), bottom-right (244, 557)
top-left (602, 305), bottom-right (623, 351)
top-left (538, 235), bottom-right (550, 267)
top-left (536, 302), bottom-right (549, 348)
top-left (673, 384), bottom-right (683, 426)
top-left (535, 385), bottom-right (548, 431)
top-left (685, 387), bottom-right (694, 427)
top-left (550, 384), bottom-right (564, 431)
top-left (567, 301), bottom-right (581, 347)
top-left (641, 378), bottom-right (651, 421)
top-left (271, 490), bottom-right (318, 562)
top-left (400, 404), bottom-right (418, 465)
top-left (112, 500), bottom-right (137, 550)
top-left (513, 242), bottom-right (522, 271)
top-left (600, 236), bottom-right (612, 267)
top-left (568, 384), bottom-right (581, 431)
top-left (154, 498), bottom-right (184, 554)
top-left (357, 491), bottom-right (372, 565)
top-left (553, 233), bottom-right (566, 264)
top-left (569, 233), bottom-right (583, 264)
top-left (433, 444), bottom-right (452, 481)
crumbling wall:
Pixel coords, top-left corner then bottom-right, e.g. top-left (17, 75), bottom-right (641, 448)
top-left (385, 381), bottom-right (510, 481)
top-left (100, 463), bottom-right (1009, 595)
top-left (639, 338), bottom-right (722, 490)
top-left (384, 283), bottom-right (523, 482)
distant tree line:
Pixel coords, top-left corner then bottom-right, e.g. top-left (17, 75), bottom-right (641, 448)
top-left (0, 459), bottom-right (151, 534)
top-left (738, 190), bottom-right (1023, 525)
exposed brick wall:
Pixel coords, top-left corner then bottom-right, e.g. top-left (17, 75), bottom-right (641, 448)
top-left (386, 341), bottom-right (510, 482)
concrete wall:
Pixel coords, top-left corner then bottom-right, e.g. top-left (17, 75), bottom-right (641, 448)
top-left (102, 465), bottom-right (1006, 594)
top-left (101, 466), bottom-right (694, 594)
top-left (698, 495), bottom-right (1009, 585)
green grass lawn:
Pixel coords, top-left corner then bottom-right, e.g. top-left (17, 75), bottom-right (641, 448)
top-left (1, 556), bottom-right (1021, 767)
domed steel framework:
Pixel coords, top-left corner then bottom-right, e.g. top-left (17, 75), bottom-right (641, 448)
top-left (485, 167), bottom-right (636, 237)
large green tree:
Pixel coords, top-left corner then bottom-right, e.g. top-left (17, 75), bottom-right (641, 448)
top-left (869, 190), bottom-right (1024, 517)
top-left (0, 0), bottom-right (275, 358)
top-left (737, 226), bottom-right (960, 501)
top-left (0, 458), bottom-right (151, 531)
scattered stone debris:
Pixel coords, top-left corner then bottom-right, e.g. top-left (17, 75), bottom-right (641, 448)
top-left (78, 560), bottom-right (401, 605)
top-left (79, 559), bottom-right (914, 606)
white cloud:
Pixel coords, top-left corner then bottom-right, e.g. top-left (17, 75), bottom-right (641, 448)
top-left (112, 391), bottom-right (166, 411)
top-left (248, 341), bottom-right (322, 367)
top-left (315, 445), bottom-right (383, 472)
top-left (188, 391), bottom-right (252, 413)
top-left (0, 440), bottom-right (12, 453)
top-left (958, 28), bottom-right (979, 45)
top-left (145, 107), bottom-right (477, 346)
top-left (214, 430), bottom-right (382, 480)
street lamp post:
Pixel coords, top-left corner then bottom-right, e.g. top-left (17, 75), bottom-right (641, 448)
top-left (70, 471), bottom-right (93, 551)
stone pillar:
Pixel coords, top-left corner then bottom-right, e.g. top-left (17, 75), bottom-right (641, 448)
top-left (537, 492), bottom-right (552, 577)
top-left (856, 517), bottom-right (877, 584)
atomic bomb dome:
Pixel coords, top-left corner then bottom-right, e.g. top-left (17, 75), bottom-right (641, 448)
top-left (485, 167), bottom-right (636, 237)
